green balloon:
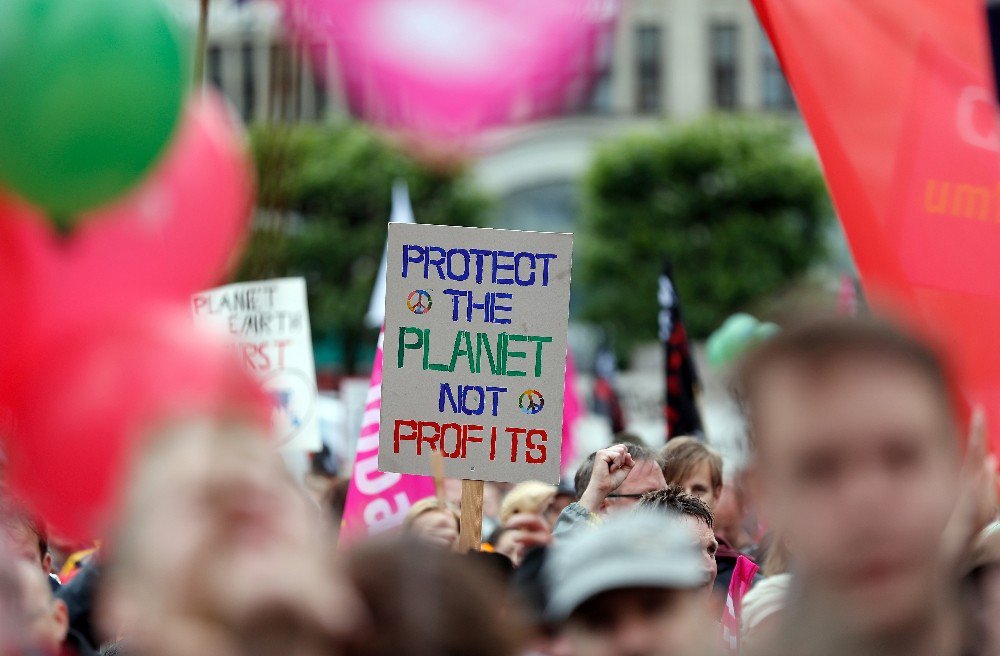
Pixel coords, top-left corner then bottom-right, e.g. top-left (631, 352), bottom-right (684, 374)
top-left (0, 0), bottom-right (190, 226)
top-left (707, 313), bottom-right (776, 367)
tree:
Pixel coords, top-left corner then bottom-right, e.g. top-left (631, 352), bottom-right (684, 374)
top-left (235, 122), bottom-right (489, 375)
top-left (578, 116), bottom-right (830, 355)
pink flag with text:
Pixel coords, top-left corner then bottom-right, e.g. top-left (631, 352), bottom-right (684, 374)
top-left (339, 328), bottom-right (435, 544)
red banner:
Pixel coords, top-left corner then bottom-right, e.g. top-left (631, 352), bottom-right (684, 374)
top-left (753, 0), bottom-right (1000, 452)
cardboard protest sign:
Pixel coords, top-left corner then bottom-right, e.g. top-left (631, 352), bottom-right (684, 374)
top-left (379, 224), bottom-right (573, 484)
top-left (191, 277), bottom-right (321, 452)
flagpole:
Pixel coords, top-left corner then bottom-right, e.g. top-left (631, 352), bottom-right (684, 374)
top-left (194, 0), bottom-right (210, 86)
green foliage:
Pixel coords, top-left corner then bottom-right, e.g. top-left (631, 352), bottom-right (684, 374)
top-left (236, 122), bottom-right (489, 374)
top-left (579, 116), bottom-right (831, 354)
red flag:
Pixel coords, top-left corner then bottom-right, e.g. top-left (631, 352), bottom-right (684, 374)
top-left (753, 0), bottom-right (1000, 452)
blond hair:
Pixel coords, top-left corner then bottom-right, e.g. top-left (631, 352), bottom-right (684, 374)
top-left (499, 481), bottom-right (556, 524)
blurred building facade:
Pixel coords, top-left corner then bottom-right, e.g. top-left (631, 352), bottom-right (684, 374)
top-left (182, 0), bottom-right (793, 126)
top-left (182, 0), bottom-right (798, 227)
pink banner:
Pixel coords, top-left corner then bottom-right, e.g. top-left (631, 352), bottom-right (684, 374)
top-left (339, 328), bottom-right (435, 544)
top-left (561, 351), bottom-right (582, 476)
top-left (721, 555), bottom-right (760, 652)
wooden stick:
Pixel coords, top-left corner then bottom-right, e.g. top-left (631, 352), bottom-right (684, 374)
top-left (458, 479), bottom-right (485, 553)
top-left (431, 448), bottom-right (446, 508)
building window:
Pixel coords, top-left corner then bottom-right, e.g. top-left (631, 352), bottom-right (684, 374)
top-left (207, 45), bottom-right (223, 90)
top-left (586, 29), bottom-right (614, 113)
top-left (311, 44), bottom-right (329, 120)
top-left (634, 25), bottom-right (663, 113)
top-left (710, 23), bottom-right (739, 109)
top-left (241, 42), bottom-right (257, 122)
top-left (762, 38), bottom-right (795, 110)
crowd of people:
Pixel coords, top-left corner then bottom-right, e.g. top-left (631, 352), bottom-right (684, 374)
top-left (2, 317), bottom-right (1000, 656)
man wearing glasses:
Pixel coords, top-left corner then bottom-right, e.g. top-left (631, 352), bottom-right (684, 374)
top-left (555, 443), bottom-right (667, 536)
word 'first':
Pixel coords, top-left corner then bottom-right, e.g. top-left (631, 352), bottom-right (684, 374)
top-left (402, 245), bottom-right (558, 287)
top-left (398, 327), bottom-right (552, 377)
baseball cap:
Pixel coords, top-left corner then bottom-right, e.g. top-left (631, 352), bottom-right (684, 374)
top-left (544, 510), bottom-right (708, 620)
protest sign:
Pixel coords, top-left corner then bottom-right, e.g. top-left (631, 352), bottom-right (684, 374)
top-left (191, 277), bottom-right (321, 452)
top-left (379, 224), bottom-right (573, 484)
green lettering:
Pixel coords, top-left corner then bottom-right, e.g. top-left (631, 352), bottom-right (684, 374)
top-left (476, 332), bottom-right (498, 375)
top-left (398, 327), bottom-right (424, 369)
top-left (426, 328), bottom-right (449, 371)
top-left (528, 335), bottom-right (553, 377)
top-left (506, 334), bottom-right (527, 377)
top-left (449, 330), bottom-right (476, 373)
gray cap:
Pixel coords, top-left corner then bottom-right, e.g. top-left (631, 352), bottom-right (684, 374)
top-left (544, 510), bottom-right (707, 620)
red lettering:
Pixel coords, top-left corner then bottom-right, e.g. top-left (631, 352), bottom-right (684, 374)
top-left (464, 425), bottom-right (483, 458)
top-left (525, 429), bottom-right (547, 464)
top-left (506, 427), bottom-right (527, 463)
top-left (417, 421), bottom-right (440, 455)
top-left (441, 423), bottom-right (463, 458)
top-left (393, 420), bottom-right (418, 454)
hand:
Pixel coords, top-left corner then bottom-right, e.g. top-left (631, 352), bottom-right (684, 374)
top-left (943, 406), bottom-right (998, 565)
top-left (498, 513), bottom-right (552, 566)
top-left (579, 444), bottom-right (635, 513)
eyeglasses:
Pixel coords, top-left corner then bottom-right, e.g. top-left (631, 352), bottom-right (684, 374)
top-left (604, 493), bottom-right (645, 499)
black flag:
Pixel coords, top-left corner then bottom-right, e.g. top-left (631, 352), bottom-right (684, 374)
top-left (658, 260), bottom-right (703, 440)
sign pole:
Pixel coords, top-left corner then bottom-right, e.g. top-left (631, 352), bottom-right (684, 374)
top-left (458, 479), bottom-right (484, 552)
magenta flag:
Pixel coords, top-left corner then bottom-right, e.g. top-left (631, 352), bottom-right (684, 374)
top-left (561, 350), bottom-right (582, 477)
top-left (721, 555), bottom-right (760, 652)
top-left (339, 328), bottom-right (435, 544)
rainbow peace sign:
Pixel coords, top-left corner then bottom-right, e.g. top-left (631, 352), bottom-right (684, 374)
top-left (406, 289), bottom-right (432, 314)
top-left (519, 389), bottom-right (544, 415)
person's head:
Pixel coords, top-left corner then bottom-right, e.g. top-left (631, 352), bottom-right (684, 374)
top-left (712, 476), bottom-right (749, 548)
top-left (403, 498), bottom-right (460, 551)
top-left (347, 537), bottom-right (525, 656)
top-left (15, 560), bottom-right (68, 654)
top-left (657, 437), bottom-right (724, 510)
top-left (638, 487), bottom-right (718, 591)
top-left (500, 481), bottom-right (557, 527)
top-left (738, 318), bottom-right (962, 633)
top-left (576, 444), bottom-right (666, 515)
top-left (1, 500), bottom-right (51, 574)
top-left (545, 512), bottom-right (713, 656)
top-left (100, 418), bottom-right (362, 656)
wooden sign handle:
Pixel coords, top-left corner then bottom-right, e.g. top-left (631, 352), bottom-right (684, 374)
top-left (458, 479), bottom-right (485, 553)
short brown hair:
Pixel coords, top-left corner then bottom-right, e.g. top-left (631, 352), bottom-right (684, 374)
top-left (736, 317), bottom-right (957, 448)
top-left (657, 437), bottom-right (723, 492)
top-left (574, 443), bottom-right (656, 500)
top-left (637, 486), bottom-right (714, 529)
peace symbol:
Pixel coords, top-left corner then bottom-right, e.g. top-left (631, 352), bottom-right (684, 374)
top-left (519, 389), bottom-right (544, 415)
top-left (406, 289), bottom-right (432, 314)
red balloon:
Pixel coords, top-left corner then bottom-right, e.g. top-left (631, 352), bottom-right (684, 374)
top-left (4, 310), bottom-right (270, 543)
top-left (0, 90), bottom-right (257, 542)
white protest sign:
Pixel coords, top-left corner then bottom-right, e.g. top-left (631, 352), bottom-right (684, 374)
top-left (191, 277), bottom-right (321, 452)
top-left (379, 224), bottom-right (573, 484)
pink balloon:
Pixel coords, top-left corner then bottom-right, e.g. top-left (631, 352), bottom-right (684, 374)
top-left (287, 0), bottom-right (617, 146)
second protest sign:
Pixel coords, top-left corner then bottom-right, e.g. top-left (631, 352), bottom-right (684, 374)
top-left (379, 223), bottom-right (573, 484)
